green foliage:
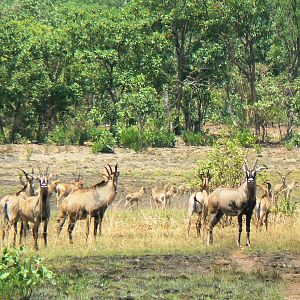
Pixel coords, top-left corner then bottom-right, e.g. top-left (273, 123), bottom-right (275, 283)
top-left (182, 131), bottom-right (216, 146)
top-left (285, 133), bottom-right (300, 150)
top-left (232, 130), bottom-right (257, 148)
top-left (118, 126), bottom-right (175, 152)
top-left (0, 246), bottom-right (54, 300)
top-left (272, 198), bottom-right (299, 216)
top-left (90, 129), bottom-right (115, 154)
top-left (192, 138), bottom-right (246, 189)
top-left (47, 125), bottom-right (88, 146)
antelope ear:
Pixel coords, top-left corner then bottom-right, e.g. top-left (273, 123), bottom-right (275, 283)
top-left (255, 165), bottom-right (267, 173)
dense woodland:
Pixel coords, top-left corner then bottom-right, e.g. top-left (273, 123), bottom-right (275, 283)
top-left (0, 0), bottom-right (299, 148)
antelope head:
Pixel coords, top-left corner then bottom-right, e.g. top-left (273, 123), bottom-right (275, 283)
top-left (104, 163), bottom-right (119, 191)
top-left (275, 170), bottom-right (292, 186)
top-left (243, 159), bottom-right (267, 186)
top-left (34, 163), bottom-right (53, 190)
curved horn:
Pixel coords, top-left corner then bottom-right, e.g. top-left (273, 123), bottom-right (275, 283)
top-left (104, 166), bottom-right (110, 177)
top-left (243, 160), bottom-right (249, 171)
top-left (45, 164), bottom-right (49, 176)
top-left (17, 168), bottom-right (29, 178)
top-left (115, 163), bottom-right (118, 173)
top-left (108, 164), bottom-right (113, 174)
top-left (252, 158), bottom-right (258, 170)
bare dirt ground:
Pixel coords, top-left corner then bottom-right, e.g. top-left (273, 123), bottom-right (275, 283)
top-left (0, 142), bottom-right (299, 299)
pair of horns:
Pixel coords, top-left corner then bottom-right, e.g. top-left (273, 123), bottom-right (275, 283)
top-left (35, 163), bottom-right (50, 176)
top-left (104, 164), bottom-right (118, 177)
top-left (18, 168), bottom-right (34, 179)
top-left (244, 158), bottom-right (258, 171)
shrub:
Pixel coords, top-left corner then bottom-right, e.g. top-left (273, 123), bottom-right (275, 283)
top-left (118, 126), bottom-right (176, 151)
top-left (232, 130), bottom-right (257, 148)
top-left (0, 246), bottom-right (54, 299)
top-left (118, 126), bottom-right (145, 152)
top-left (48, 125), bottom-right (88, 145)
top-left (90, 129), bottom-right (115, 154)
top-left (192, 138), bottom-right (246, 190)
top-left (182, 131), bottom-right (216, 146)
top-left (144, 128), bottom-right (176, 148)
top-left (285, 133), bottom-right (300, 150)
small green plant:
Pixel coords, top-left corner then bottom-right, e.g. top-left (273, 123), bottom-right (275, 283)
top-left (144, 128), bottom-right (176, 148)
top-left (232, 130), bottom-right (257, 148)
top-left (118, 126), bottom-right (145, 152)
top-left (25, 146), bottom-right (33, 161)
top-left (0, 246), bottom-right (54, 299)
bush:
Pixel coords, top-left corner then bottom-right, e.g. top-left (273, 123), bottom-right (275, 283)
top-left (144, 128), bottom-right (176, 148)
top-left (90, 129), bottom-right (115, 154)
top-left (285, 133), bottom-right (300, 150)
top-left (182, 131), bottom-right (216, 146)
top-left (48, 125), bottom-right (88, 145)
top-left (118, 126), bottom-right (176, 151)
top-left (0, 246), bottom-right (54, 299)
top-left (192, 138), bottom-right (246, 190)
top-left (232, 130), bottom-right (257, 148)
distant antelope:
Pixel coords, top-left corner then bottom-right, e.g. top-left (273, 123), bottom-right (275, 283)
top-left (187, 171), bottom-right (212, 237)
top-left (151, 188), bottom-right (166, 208)
top-left (56, 176), bottom-right (85, 208)
top-left (206, 159), bottom-right (267, 247)
top-left (125, 187), bottom-right (146, 209)
top-left (255, 182), bottom-right (272, 231)
top-left (57, 164), bottom-right (119, 244)
top-left (164, 185), bottom-right (177, 206)
top-left (19, 165), bottom-right (53, 250)
top-left (272, 171), bottom-right (292, 205)
top-left (1, 168), bottom-right (35, 246)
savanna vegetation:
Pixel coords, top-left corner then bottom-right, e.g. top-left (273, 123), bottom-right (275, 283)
top-left (0, 0), bottom-right (299, 299)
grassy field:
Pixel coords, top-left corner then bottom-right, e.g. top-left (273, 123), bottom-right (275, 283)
top-left (0, 143), bottom-right (299, 299)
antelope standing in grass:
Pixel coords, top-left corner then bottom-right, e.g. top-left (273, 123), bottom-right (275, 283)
top-left (56, 176), bottom-right (85, 208)
top-left (164, 185), bottom-right (177, 206)
top-left (125, 187), bottom-right (146, 209)
top-left (206, 159), bottom-right (266, 247)
top-left (57, 164), bottom-right (119, 244)
top-left (187, 171), bottom-right (212, 237)
top-left (1, 168), bottom-right (35, 246)
top-left (272, 171), bottom-right (292, 205)
top-left (151, 188), bottom-right (166, 208)
top-left (19, 165), bottom-right (52, 250)
top-left (255, 182), bottom-right (272, 231)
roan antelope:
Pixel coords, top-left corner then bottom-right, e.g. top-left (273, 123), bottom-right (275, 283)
top-left (255, 182), bottom-right (272, 231)
top-left (1, 168), bottom-right (35, 246)
top-left (187, 171), bottom-right (212, 237)
top-left (57, 164), bottom-right (119, 244)
top-left (206, 159), bottom-right (267, 247)
top-left (19, 165), bottom-right (53, 250)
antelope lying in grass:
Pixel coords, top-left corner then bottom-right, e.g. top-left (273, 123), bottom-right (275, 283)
top-left (19, 165), bottom-right (52, 250)
top-left (206, 159), bottom-right (266, 247)
top-left (187, 171), bottom-right (212, 237)
top-left (255, 182), bottom-right (272, 231)
top-left (125, 187), bottom-right (146, 209)
top-left (57, 164), bottom-right (119, 244)
top-left (56, 176), bottom-right (85, 207)
top-left (272, 171), bottom-right (291, 205)
top-left (1, 168), bottom-right (35, 246)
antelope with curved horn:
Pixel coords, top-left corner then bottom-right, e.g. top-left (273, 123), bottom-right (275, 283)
top-left (19, 165), bottom-right (52, 250)
top-left (57, 164), bottom-right (119, 244)
top-left (206, 159), bottom-right (267, 247)
top-left (187, 171), bottom-right (212, 237)
top-left (1, 168), bottom-right (35, 246)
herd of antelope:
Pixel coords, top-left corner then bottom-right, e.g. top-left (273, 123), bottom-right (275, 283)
top-left (0, 159), bottom-right (297, 250)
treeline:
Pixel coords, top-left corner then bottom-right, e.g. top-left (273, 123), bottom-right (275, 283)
top-left (0, 0), bottom-right (299, 146)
